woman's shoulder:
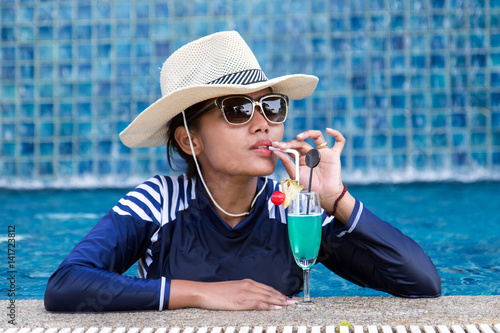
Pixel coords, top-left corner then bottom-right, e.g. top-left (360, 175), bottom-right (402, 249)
top-left (136, 174), bottom-right (196, 195)
top-left (112, 174), bottom-right (197, 225)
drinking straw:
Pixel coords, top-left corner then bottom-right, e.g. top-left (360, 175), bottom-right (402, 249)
top-left (269, 147), bottom-right (301, 215)
top-left (269, 147), bottom-right (300, 185)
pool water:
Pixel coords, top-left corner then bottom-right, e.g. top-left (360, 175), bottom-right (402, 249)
top-left (1, 181), bottom-right (499, 299)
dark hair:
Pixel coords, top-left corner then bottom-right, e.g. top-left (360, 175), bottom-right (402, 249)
top-left (166, 99), bottom-right (210, 179)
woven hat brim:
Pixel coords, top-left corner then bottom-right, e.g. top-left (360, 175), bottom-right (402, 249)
top-left (120, 74), bottom-right (318, 148)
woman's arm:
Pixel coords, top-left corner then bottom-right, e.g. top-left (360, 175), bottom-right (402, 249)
top-left (44, 211), bottom-right (166, 311)
top-left (274, 128), bottom-right (441, 298)
top-left (168, 279), bottom-right (295, 310)
top-left (318, 200), bottom-right (441, 298)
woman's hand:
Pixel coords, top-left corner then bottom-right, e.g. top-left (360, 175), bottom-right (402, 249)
top-left (272, 128), bottom-right (355, 223)
top-left (168, 279), bottom-right (297, 310)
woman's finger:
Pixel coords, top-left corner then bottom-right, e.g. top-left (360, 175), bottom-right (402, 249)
top-left (273, 139), bottom-right (314, 156)
top-left (273, 150), bottom-right (298, 180)
top-left (242, 278), bottom-right (287, 297)
top-left (191, 279), bottom-right (295, 311)
top-left (224, 279), bottom-right (294, 310)
top-left (325, 128), bottom-right (346, 155)
top-left (296, 130), bottom-right (329, 149)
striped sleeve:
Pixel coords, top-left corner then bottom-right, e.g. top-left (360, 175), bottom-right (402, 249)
top-left (110, 174), bottom-right (197, 232)
top-left (112, 175), bottom-right (197, 276)
top-left (112, 176), bottom-right (164, 227)
top-left (321, 200), bottom-right (364, 237)
top-left (44, 174), bottom-right (201, 312)
top-left (110, 174), bottom-right (196, 310)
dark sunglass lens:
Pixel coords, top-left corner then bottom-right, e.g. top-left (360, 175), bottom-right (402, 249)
top-left (222, 97), bottom-right (253, 124)
top-left (262, 97), bottom-right (287, 122)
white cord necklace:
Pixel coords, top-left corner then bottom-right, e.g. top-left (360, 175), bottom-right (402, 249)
top-left (181, 111), bottom-right (268, 217)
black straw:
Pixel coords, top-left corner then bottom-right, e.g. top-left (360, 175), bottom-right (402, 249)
top-left (305, 149), bottom-right (321, 214)
top-left (306, 168), bottom-right (313, 214)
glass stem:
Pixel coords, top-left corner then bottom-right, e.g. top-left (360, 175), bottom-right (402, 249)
top-left (303, 267), bottom-right (311, 303)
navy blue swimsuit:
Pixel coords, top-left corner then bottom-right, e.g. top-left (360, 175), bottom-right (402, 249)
top-left (45, 175), bottom-right (441, 312)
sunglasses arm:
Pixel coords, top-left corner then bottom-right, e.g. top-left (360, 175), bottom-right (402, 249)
top-left (185, 100), bottom-right (218, 123)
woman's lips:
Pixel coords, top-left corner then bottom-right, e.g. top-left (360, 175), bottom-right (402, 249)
top-left (251, 140), bottom-right (273, 156)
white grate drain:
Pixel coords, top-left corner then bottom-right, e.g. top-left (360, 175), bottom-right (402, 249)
top-left (1, 325), bottom-right (499, 333)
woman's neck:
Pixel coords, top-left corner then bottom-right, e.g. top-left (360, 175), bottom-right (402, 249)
top-left (201, 173), bottom-right (260, 228)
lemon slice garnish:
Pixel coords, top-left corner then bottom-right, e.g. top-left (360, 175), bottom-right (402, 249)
top-left (280, 179), bottom-right (304, 209)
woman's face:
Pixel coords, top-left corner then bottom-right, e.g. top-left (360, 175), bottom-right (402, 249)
top-left (193, 89), bottom-right (285, 179)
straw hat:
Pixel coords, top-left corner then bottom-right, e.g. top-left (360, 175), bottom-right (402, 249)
top-left (119, 31), bottom-right (319, 148)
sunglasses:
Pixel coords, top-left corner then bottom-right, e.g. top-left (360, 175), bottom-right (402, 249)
top-left (186, 93), bottom-right (289, 125)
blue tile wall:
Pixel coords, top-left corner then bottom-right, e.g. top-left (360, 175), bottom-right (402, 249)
top-left (1, 0), bottom-right (500, 186)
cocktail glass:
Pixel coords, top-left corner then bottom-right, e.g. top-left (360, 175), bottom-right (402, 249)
top-left (287, 191), bottom-right (322, 304)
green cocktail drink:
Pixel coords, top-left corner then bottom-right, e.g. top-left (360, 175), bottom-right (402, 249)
top-left (287, 214), bottom-right (322, 268)
top-left (287, 190), bottom-right (322, 304)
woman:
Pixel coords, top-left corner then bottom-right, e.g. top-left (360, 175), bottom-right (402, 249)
top-left (44, 31), bottom-right (441, 312)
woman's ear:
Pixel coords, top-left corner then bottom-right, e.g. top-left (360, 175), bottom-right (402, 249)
top-left (174, 125), bottom-right (202, 156)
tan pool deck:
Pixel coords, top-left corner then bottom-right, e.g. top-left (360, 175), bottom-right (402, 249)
top-left (2, 296), bottom-right (498, 330)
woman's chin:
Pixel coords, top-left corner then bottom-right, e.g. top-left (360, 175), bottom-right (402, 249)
top-left (250, 165), bottom-right (277, 177)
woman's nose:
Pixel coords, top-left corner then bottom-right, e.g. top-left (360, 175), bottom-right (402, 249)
top-left (249, 105), bottom-right (270, 133)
